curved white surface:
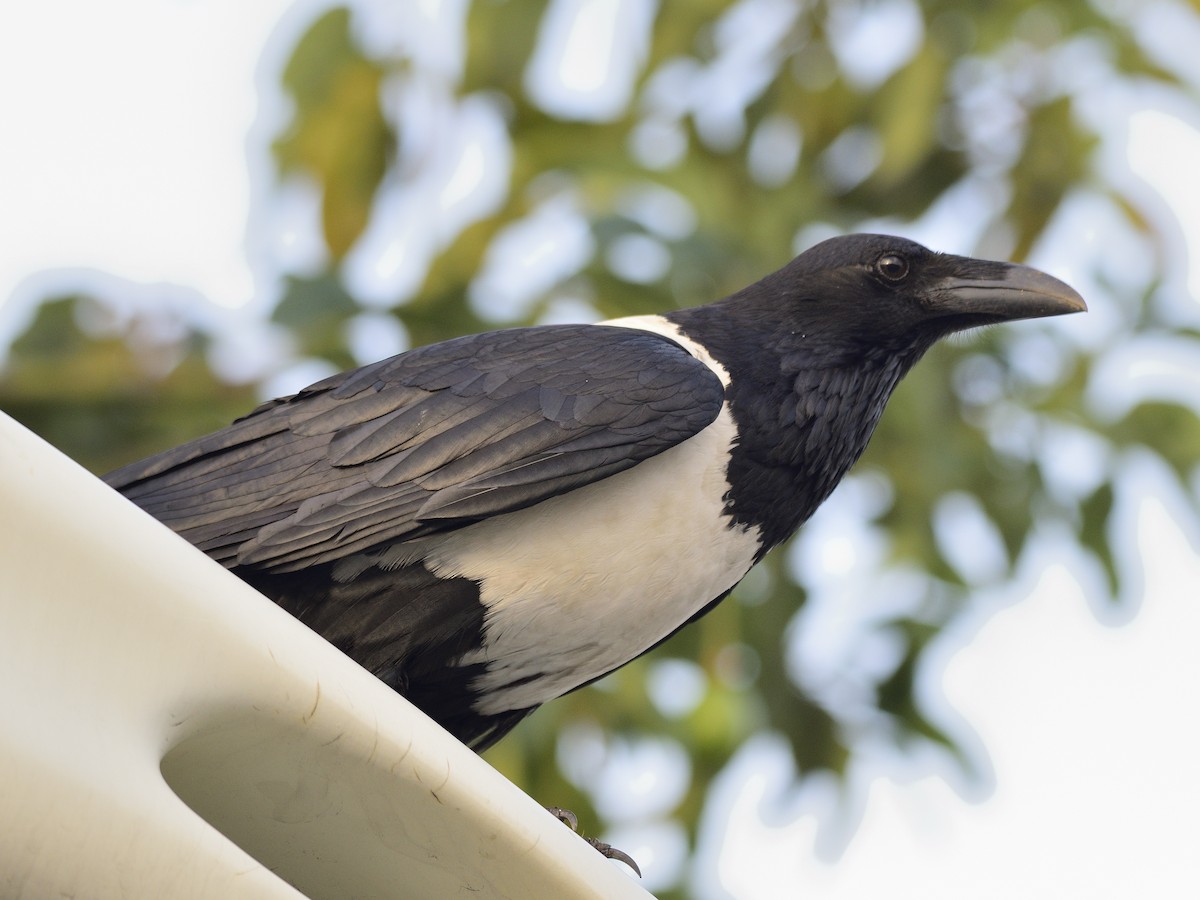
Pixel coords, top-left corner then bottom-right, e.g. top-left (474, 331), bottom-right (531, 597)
top-left (0, 412), bottom-right (649, 899)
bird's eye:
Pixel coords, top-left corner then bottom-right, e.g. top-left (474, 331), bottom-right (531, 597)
top-left (876, 254), bottom-right (909, 282)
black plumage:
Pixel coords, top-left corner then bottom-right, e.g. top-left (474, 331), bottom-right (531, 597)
top-left (105, 234), bottom-right (1085, 750)
top-left (115, 326), bottom-right (722, 570)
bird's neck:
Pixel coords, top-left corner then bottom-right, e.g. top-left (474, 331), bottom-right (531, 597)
top-left (668, 305), bottom-right (927, 554)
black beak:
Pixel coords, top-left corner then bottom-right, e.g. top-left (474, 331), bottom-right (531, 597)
top-left (930, 259), bottom-right (1087, 326)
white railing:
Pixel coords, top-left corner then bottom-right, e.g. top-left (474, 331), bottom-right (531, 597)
top-left (0, 412), bottom-right (647, 900)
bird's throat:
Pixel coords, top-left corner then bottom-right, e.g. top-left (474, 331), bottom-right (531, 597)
top-left (719, 354), bottom-right (913, 555)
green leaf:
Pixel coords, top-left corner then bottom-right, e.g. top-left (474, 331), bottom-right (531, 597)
top-left (1079, 482), bottom-right (1118, 597)
top-left (273, 7), bottom-right (393, 259)
top-left (1007, 96), bottom-right (1097, 260)
top-left (271, 272), bottom-right (359, 367)
top-left (871, 44), bottom-right (947, 187)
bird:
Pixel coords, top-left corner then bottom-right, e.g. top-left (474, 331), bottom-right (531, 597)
top-left (105, 233), bottom-right (1085, 753)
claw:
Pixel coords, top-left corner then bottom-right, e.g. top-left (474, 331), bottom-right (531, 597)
top-left (545, 806), bottom-right (642, 876)
top-left (545, 806), bottom-right (578, 832)
top-left (585, 837), bottom-right (642, 878)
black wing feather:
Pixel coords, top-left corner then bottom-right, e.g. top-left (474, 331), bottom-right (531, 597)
top-left (105, 324), bottom-right (724, 573)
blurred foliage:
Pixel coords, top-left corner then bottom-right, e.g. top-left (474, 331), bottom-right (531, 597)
top-left (274, 7), bottom-right (394, 258)
top-left (1, 295), bottom-right (256, 472)
top-left (4, 1), bottom-right (1200, 894)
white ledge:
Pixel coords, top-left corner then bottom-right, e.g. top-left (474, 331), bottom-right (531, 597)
top-left (0, 412), bottom-right (650, 899)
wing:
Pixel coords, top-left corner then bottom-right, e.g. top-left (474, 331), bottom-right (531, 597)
top-left (105, 323), bottom-right (725, 573)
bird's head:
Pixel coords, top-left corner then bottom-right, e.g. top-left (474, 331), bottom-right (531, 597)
top-left (725, 233), bottom-right (1086, 363)
top-left (669, 234), bottom-right (1086, 541)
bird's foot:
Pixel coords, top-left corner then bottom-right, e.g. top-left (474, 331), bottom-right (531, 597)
top-left (545, 806), bottom-right (642, 877)
top-left (546, 806), bottom-right (578, 831)
top-left (582, 837), bottom-right (642, 877)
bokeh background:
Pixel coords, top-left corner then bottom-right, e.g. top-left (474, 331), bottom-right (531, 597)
top-left (3, 1), bottom-right (1199, 896)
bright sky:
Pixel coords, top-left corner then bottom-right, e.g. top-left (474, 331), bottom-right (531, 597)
top-left (707, 476), bottom-right (1200, 899)
top-left (0, 0), bottom-right (287, 312)
top-left (2, 2), bottom-right (1199, 898)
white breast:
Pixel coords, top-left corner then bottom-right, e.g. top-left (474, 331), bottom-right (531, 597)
top-left (423, 316), bottom-right (763, 715)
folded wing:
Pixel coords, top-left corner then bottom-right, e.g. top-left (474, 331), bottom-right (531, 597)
top-left (106, 324), bottom-right (725, 572)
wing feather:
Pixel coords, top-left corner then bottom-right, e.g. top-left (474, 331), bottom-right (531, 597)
top-left (105, 323), bottom-right (724, 573)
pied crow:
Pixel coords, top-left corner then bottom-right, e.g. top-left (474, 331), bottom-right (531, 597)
top-left (105, 233), bottom-right (1085, 751)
